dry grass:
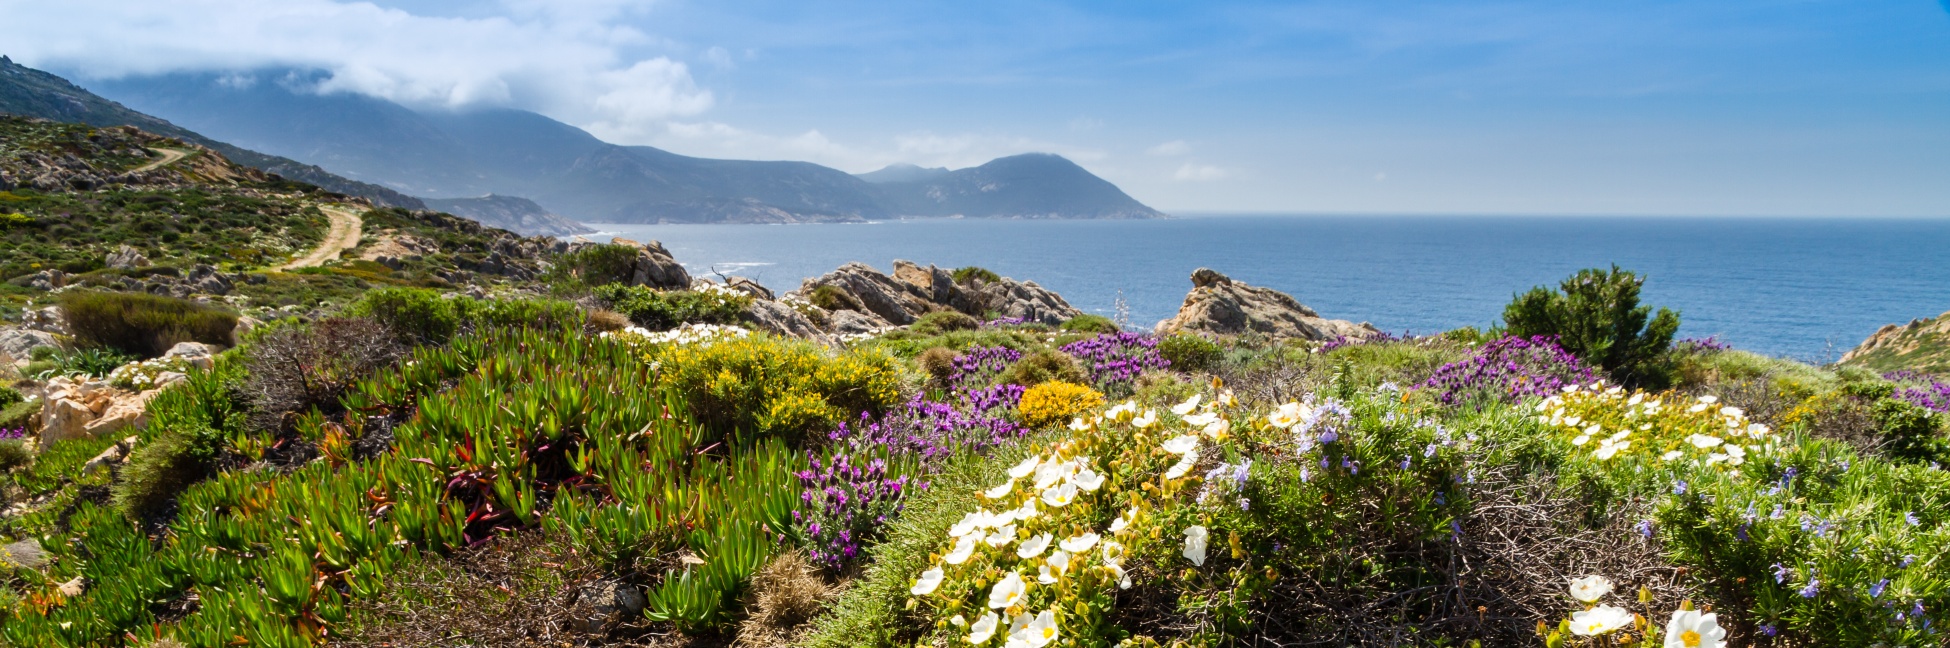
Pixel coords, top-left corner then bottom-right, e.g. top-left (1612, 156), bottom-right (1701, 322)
top-left (734, 551), bottom-right (833, 648)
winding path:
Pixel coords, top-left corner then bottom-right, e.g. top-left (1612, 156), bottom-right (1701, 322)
top-left (277, 205), bottom-right (364, 270)
top-left (134, 147), bottom-right (189, 173)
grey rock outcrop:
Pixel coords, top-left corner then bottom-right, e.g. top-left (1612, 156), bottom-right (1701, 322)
top-left (0, 540), bottom-right (49, 570)
top-left (607, 238), bottom-right (691, 289)
top-left (791, 260), bottom-right (1080, 331)
top-left (798, 262), bottom-right (939, 326)
top-left (1155, 268), bottom-right (1376, 341)
top-left (22, 306), bottom-right (64, 334)
top-left (741, 298), bottom-right (826, 340)
top-left (37, 375), bottom-right (171, 450)
top-left (105, 245), bottom-right (150, 270)
top-left (0, 328), bottom-right (59, 364)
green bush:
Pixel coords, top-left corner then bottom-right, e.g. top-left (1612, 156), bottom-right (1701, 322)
top-left (910, 311), bottom-right (979, 336)
top-left (0, 397), bottom-right (36, 431)
top-left (31, 346), bottom-right (138, 380)
top-left (916, 346), bottom-right (957, 386)
top-left (1158, 333), bottom-right (1223, 373)
top-left (553, 243), bottom-right (641, 287)
top-left (1059, 314), bottom-right (1119, 334)
top-left (59, 291), bottom-right (237, 357)
top-left (950, 266), bottom-right (1000, 285)
top-left (349, 287), bottom-right (462, 344)
top-left (0, 386), bottom-right (20, 409)
top-left (0, 439), bottom-right (30, 473)
top-left (1001, 349), bottom-right (1087, 388)
top-left (640, 334), bottom-right (905, 443)
top-left (808, 284), bottom-right (860, 312)
top-left (1874, 398), bottom-right (1947, 464)
top-left (594, 283), bottom-right (750, 330)
top-left (1503, 265), bottom-right (1679, 388)
top-left (112, 359), bottom-right (247, 516)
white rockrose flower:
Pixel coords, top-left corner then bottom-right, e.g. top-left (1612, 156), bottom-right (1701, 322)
top-left (1663, 608), bottom-right (1726, 648)
top-left (1182, 525), bottom-right (1209, 566)
top-left (912, 567), bottom-right (945, 596)
top-left (987, 572), bottom-right (1027, 610)
top-left (1569, 604), bottom-right (1634, 636)
top-left (1568, 575), bottom-right (1613, 603)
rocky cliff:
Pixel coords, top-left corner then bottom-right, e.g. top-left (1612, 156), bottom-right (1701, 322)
top-left (1155, 268), bottom-right (1376, 341)
top-left (1842, 309), bottom-right (1950, 374)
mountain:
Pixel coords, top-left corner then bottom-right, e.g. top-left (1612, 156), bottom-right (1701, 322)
top-left (0, 57), bottom-right (425, 211)
top-left (857, 163), bottom-right (950, 184)
top-left (81, 70), bottom-right (1166, 224)
top-left (424, 194), bottom-right (591, 237)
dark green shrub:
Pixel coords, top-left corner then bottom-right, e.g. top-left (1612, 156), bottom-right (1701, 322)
top-left (1059, 314), bottom-right (1119, 334)
top-left (31, 346), bottom-right (138, 380)
top-left (0, 398), bottom-right (35, 430)
top-left (112, 360), bottom-right (247, 517)
top-left (60, 291), bottom-right (237, 357)
top-left (349, 287), bottom-right (462, 344)
top-left (808, 285), bottom-right (859, 312)
top-left (1842, 379), bottom-right (1897, 401)
top-left (1875, 399), bottom-right (1948, 464)
top-left (1503, 265), bottom-right (1679, 388)
top-left (1158, 333), bottom-right (1223, 373)
top-left (0, 386), bottom-right (20, 409)
top-left (593, 283), bottom-right (749, 330)
top-left (553, 243), bottom-right (641, 287)
top-left (911, 311), bottom-right (979, 336)
top-left (1002, 350), bottom-right (1088, 388)
top-left (243, 317), bottom-right (404, 433)
top-left (466, 297), bottom-right (584, 333)
top-left (951, 266), bottom-right (1001, 284)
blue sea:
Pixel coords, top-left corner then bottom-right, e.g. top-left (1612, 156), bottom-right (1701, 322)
top-left (574, 214), bottom-right (1950, 362)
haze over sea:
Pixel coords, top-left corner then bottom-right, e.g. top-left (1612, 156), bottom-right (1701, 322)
top-left (578, 214), bottom-right (1950, 362)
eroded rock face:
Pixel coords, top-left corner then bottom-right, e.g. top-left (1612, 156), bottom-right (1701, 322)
top-left (37, 375), bottom-right (169, 450)
top-left (741, 298), bottom-right (827, 340)
top-left (790, 260), bottom-right (1080, 331)
top-left (1155, 268), bottom-right (1376, 341)
top-left (797, 262), bottom-right (937, 326)
top-left (0, 328), bottom-right (59, 365)
top-left (610, 238), bottom-right (692, 290)
top-left (965, 276), bottom-right (1079, 326)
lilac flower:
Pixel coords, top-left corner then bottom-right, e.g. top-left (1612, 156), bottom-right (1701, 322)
top-left (1800, 575), bottom-right (1821, 598)
top-left (1636, 519), bottom-right (1655, 538)
top-left (1894, 379), bottom-right (1950, 414)
top-left (0, 428), bottom-right (25, 441)
top-left (1759, 624), bottom-right (1778, 636)
top-left (949, 345), bottom-right (1022, 389)
top-left (1773, 563), bottom-right (1792, 584)
top-left (1909, 511), bottom-right (1922, 526)
top-left (981, 317), bottom-right (1028, 328)
top-left (1060, 332), bottom-right (1169, 392)
top-left (1417, 335), bottom-right (1597, 406)
top-left (1673, 480), bottom-right (1688, 496)
top-left (1871, 579), bottom-right (1890, 599)
top-left (1904, 554), bottom-right (1918, 568)
top-left (1677, 336), bottom-right (1731, 352)
top-left (1318, 330), bottom-right (1403, 353)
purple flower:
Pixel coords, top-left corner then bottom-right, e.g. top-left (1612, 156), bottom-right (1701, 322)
top-left (1636, 519), bottom-right (1655, 538)
top-left (1677, 336), bottom-right (1731, 352)
top-left (1800, 576), bottom-right (1821, 598)
top-left (1871, 579), bottom-right (1890, 599)
top-left (1909, 511), bottom-right (1922, 526)
top-left (1773, 563), bottom-right (1792, 584)
top-left (1759, 623), bottom-right (1778, 636)
top-left (1893, 379), bottom-right (1950, 414)
top-left (1060, 332), bottom-right (1170, 392)
top-left (1417, 335), bottom-right (1597, 406)
top-left (1673, 480), bottom-right (1688, 496)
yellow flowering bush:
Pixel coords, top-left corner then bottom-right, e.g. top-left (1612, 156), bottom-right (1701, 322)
top-left (907, 395), bottom-right (1230, 647)
top-left (628, 331), bottom-right (905, 442)
top-left (1018, 381), bottom-right (1106, 428)
top-left (1535, 382), bottom-right (1775, 468)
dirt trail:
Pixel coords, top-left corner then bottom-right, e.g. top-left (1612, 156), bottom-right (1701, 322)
top-left (134, 147), bottom-right (189, 173)
top-left (277, 205), bottom-right (364, 270)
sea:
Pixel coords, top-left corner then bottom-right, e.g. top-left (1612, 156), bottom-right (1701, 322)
top-left (571, 214), bottom-right (1950, 363)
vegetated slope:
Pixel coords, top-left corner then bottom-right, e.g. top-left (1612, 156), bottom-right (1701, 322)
top-left (83, 70), bottom-right (1167, 224)
top-left (422, 194), bottom-right (591, 237)
top-left (1842, 309), bottom-right (1950, 374)
top-left (0, 56), bottom-right (425, 211)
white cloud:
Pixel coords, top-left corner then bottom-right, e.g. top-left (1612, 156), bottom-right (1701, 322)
top-left (0, 0), bottom-right (711, 130)
top-left (702, 46), bottom-right (736, 70)
top-left (1173, 163), bottom-right (1229, 182)
top-left (1148, 140), bottom-right (1191, 157)
top-left (648, 122), bottom-right (1106, 174)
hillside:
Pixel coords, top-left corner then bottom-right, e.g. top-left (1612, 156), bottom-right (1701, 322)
top-left (83, 70), bottom-right (1167, 224)
top-left (1842, 309), bottom-right (1950, 374)
top-left (423, 194), bottom-right (591, 237)
top-left (0, 57), bottom-right (424, 212)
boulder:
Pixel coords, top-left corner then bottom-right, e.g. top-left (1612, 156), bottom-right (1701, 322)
top-left (965, 276), bottom-right (1081, 326)
top-left (1154, 268), bottom-right (1377, 341)
top-left (892, 260), bottom-right (964, 306)
top-left (22, 306), bottom-right (64, 334)
top-left (0, 328), bottom-right (58, 365)
top-left (0, 539), bottom-right (48, 570)
top-left (797, 262), bottom-right (937, 326)
top-left (24, 270), bottom-right (63, 291)
top-left (610, 238), bottom-right (691, 289)
top-left (105, 245), bottom-right (150, 270)
top-left (163, 341), bottom-right (219, 371)
top-left (571, 579), bottom-right (646, 633)
top-left (232, 315), bottom-right (261, 340)
top-left (37, 376), bottom-right (159, 450)
top-left (826, 309), bottom-right (891, 335)
top-left (185, 264), bottom-right (232, 296)
top-left (741, 299), bottom-right (825, 340)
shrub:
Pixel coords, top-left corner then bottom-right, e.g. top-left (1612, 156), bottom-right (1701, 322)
top-left (594, 283), bottom-right (750, 330)
top-left (349, 287), bottom-right (461, 344)
top-left (31, 346), bottom-right (138, 380)
top-left (243, 317), bottom-right (404, 433)
top-left (949, 345), bottom-right (1022, 390)
top-left (1001, 349), bottom-right (1087, 388)
top-left (951, 266), bottom-right (1001, 285)
top-left (112, 359), bottom-right (247, 517)
top-left (1536, 383), bottom-right (1777, 468)
top-left (553, 243), bottom-right (641, 287)
top-left (465, 297), bottom-right (584, 333)
top-left (1874, 398), bottom-right (1947, 464)
top-left (916, 346), bottom-right (958, 386)
top-left (1895, 379), bottom-right (1950, 414)
top-left (1017, 380), bottom-right (1103, 427)
top-left (1059, 314), bottom-right (1119, 334)
top-left (1503, 265), bottom-right (1680, 388)
top-left (60, 291), bottom-right (237, 357)
top-left (808, 284), bottom-right (859, 312)
top-left (639, 334), bottom-right (905, 443)
top-left (0, 438), bottom-right (30, 473)
top-left (1418, 335), bottom-right (1598, 406)
top-left (0, 386), bottom-right (21, 410)
top-left (1060, 332), bottom-right (1169, 395)
top-left (911, 311), bottom-right (979, 336)
top-left (585, 308), bottom-right (631, 334)
top-left (1159, 333), bottom-right (1223, 373)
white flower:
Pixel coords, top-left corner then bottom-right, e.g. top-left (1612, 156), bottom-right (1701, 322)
top-left (1218, 390), bottom-right (1236, 407)
top-left (1008, 456), bottom-right (1041, 479)
top-left (1698, 395), bottom-right (1719, 404)
top-left (1570, 604), bottom-right (1634, 636)
top-left (987, 572), bottom-right (1028, 609)
top-left (1201, 419), bottom-right (1232, 439)
top-left (1040, 482), bottom-right (1078, 508)
top-left (1661, 450), bottom-right (1684, 461)
top-left (985, 524), bottom-right (1018, 548)
top-left (1033, 459), bottom-right (1073, 490)
top-left (1568, 575), bottom-right (1613, 603)
top-left (1267, 402), bottom-right (1306, 429)
top-left (984, 481), bottom-right (1016, 499)
top-left (1183, 412), bottom-right (1220, 427)
top-left (1584, 423), bottom-right (1602, 436)
top-left (1572, 434), bottom-right (1592, 446)
top-left (1017, 533), bottom-right (1052, 559)
top-left (1071, 467), bottom-right (1106, 491)
top-left (1132, 409), bottom-right (1158, 429)
top-left (1719, 406), bottom-right (1744, 418)
top-left (1068, 417), bottom-right (1092, 432)
top-left (966, 611), bottom-right (1000, 644)
top-left (1107, 401), bottom-right (1138, 419)
top-left (1171, 395), bottom-right (1202, 415)
top-left (1025, 609), bottom-right (1059, 647)
top-left (1059, 532), bottom-right (1100, 553)
top-left (1663, 608), bottom-right (1726, 648)
top-left (1106, 562), bottom-right (1132, 589)
top-left (912, 567), bottom-right (945, 596)
top-left (1161, 435), bottom-right (1199, 455)
top-left (1013, 498), bottom-right (1039, 522)
top-left (1182, 525), bottom-right (1209, 566)
top-left (1040, 550), bottom-right (1071, 584)
top-left (944, 535), bottom-right (978, 565)
top-left (1594, 440), bottom-right (1629, 460)
top-left (1724, 444), bottom-right (1746, 463)
top-left (1109, 507), bottom-right (1137, 534)
top-left (1688, 434), bottom-right (1724, 449)
top-left (1165, 449), bottom-right (1199, 479)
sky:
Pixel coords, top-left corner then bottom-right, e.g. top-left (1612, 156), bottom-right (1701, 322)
top-left (1, 0), bottom-right (1947, 216)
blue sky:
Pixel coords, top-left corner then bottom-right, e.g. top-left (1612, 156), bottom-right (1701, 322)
top-left (3, 0), bottom-right (1948, 215)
